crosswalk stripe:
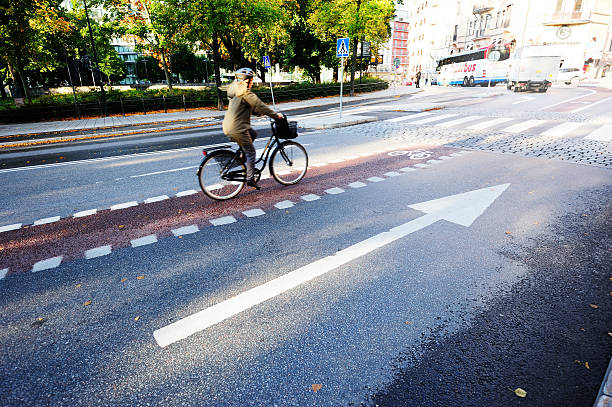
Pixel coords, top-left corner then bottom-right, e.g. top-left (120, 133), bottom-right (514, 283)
top-left (435, 115), bottom-right (484, 127)
top-left (408, 113), bottom-right (457, 125)
top-left (466, 117), bottom-right (513, 130)
top-left (387, 112), bottom-right (433, 123)
top-left (501, 119), bottom-right (548, 134)
top-left (540, 122), bottom-right (583, 138)
top-left (584, 124), bottom-right (612, 142)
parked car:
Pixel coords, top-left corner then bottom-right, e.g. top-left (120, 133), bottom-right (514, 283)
top-left (557, 67), bottom-right (581, 85)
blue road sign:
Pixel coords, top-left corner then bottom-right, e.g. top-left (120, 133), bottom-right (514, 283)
top-left (263, 55), bottom-right (271, 69)
top-left (336, 38), bottom-right (349, 57)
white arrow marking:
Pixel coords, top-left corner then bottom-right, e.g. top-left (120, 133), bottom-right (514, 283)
top-left (153, 184), bottom-right (510, 347)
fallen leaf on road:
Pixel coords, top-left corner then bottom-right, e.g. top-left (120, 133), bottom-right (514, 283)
top-left (405, 321), bottom-right (413, 325)
top-left (608, 332), bottom-right (612, 337)
top-left (311, 384), bottom-right (322, 392)
top-left (134, 316), bottom-right (140, 321)
top-left (514, 388), bottom-right (527, 398)
top-left (120, 278), bottom-right (127, 283)
top-left (83, 300), bottom-right (92, 306)
top-left (137, 275), bottom-right (144, 280)
top-left (590, 304), bottom-right (599, 309)
top-left (31, 317), bottom-right (45, 327)
top-left (505, 231), bottom-right (512, 235)
top-left (118, 225), bottom-right (125, 229)
top-left (585, 362), bottom-right (590, 369)
top-left (75, 283), bottom-right (81, 288)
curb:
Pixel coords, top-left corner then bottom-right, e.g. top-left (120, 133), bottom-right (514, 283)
top-left (594, 357), bottom-right (612, 407)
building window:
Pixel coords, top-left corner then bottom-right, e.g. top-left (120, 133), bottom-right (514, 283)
top-left (574, 0), bottom-right (582, 11)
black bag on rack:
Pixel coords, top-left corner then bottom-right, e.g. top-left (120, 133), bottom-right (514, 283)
top-left (274, 115), bottom-right (298, 139)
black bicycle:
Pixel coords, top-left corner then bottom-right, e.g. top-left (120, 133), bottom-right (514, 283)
top-left (197, 117), bottom-right (308, 200)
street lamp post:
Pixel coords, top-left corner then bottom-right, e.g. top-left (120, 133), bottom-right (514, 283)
top-left (83, 0), bottom-right (107, 116)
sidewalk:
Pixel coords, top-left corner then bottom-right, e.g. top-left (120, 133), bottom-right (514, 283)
top-left (0, 86), bottom-right (422, 139)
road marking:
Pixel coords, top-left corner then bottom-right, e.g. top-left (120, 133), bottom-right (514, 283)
top-left (450, 152), bottom-right (464, 157)
top-left (538, 89), bottom-right (597, 111)
top-left (85, 245), bottom-right (112, 259)
top-left (512, 96), bottom-right (534, 105)
top-left (0, 268), bottom-right (8, 280)
top-left (584, 125), bottom-right (612, 142)
top-left (426, 160), bottom-right (442, 164)
top-left (176, 190), bottom-right (198, 197)
top-left (367, 176), bottom-right (385, 182)
top-left (329, 159), bottom-right (345, 163)
top-left (32, 256), bottom-right (63, 272)
top-left (414, 163), bottom-right (430, 168)
top-left (243, 209), bottom-right (265, 217)
top-left (274, 200), bottom-right (294, 209)
top-left (435, 115), bottom-right (484, 128)
top-left (400, 167), bottom-right (417, 172)
top-left (466, 117), bottom-right (513, 130)
top-left (130, 165), bottom-right (199, 178)
top-left (33, 216), bottom-right (61, 226)
top-left (0, 223), bottom-right (22, 233)
top-left (131, 235), bottom-right (158, 248)
top-left (386, 112), bottom-right (433, 123)
top-left (408, 113), bottom-right (457, 125)
top-left (74, 209), bottom-right (97, 218)
top-left (210, 216), bottom-right (237, 226)
top-left (312, 163), bottom-right (327, 167)
top-left (144, 195), bottom-right (169, 204)
top-left (344, 155), bottom-right (360, 160)
top-left (438, 156), bottom-right (452, 160)
top-left (111, 201), bottom-right (138, 211)
top-left (348, 182), bottom-right (367, 188)
top-left (571, 95), bottom-right (612, 113)
top-left (301, 194), bottom-right (320, 202)
top-left (384, 171), bottom-right (402, 177)
top-left (153, 184), bottom-right (510, 347)
top-left (501, 119), bottom-right (548, 134)
top-left (325, 187), bottom-right (345, 195)
top-left (172, 225), bottom-right (199, 236)
top-left (539, 122), bottom-right (583, 138)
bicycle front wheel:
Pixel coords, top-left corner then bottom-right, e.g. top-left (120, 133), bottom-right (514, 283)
top-left (198, 150), bottom-right (245, 200)
top-left (270, 140), bottom-right (308, 185)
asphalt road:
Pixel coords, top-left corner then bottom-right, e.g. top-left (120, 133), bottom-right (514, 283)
top-left (0, 85), bottom-right (610, 406)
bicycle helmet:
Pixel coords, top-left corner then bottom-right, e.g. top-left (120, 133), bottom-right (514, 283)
top-left (235, 67), bottom-right (254, 81)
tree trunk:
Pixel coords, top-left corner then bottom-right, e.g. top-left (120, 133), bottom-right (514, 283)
top-left (259, 64), bottom-right (266, 84)
top-left (315, 71), bottom-right (321, 84)
top-left (160, 50), bottom-right (173, 89)
top-left (333, 66), bottom-right (338, 82)
top-left (349, 0), bottom-right (362, 97)
top-left (211, 34), bottom-right (224, 111)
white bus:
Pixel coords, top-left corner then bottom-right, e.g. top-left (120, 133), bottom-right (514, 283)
top-left (436, 44), bottom-right (511, 87)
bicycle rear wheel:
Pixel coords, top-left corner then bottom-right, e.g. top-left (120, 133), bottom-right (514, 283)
top-left (269, 140), bottom-right (308, 185)
top-left (198, 150), bottom-right (245, 200)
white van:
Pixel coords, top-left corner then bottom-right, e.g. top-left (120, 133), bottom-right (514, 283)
top-left (507, 46), bottom-right (561, 93)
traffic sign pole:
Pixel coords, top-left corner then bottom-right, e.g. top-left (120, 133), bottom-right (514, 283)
top-left (339, 57), bottom-right (344, 118)
top-left (263, 56), bottom-right (276, 109)
top-left (336, 38), bottom-right (349, 119)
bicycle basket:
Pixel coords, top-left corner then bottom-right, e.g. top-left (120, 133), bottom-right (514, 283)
top-left (274, 118), bottom-right (298, 139)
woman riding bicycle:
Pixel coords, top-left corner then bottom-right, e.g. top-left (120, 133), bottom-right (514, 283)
top-left (222, 67), bottom-right (283, 190)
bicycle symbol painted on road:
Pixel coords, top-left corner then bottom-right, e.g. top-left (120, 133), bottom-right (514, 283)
top-left (388, 150), bottom-right (433, 160)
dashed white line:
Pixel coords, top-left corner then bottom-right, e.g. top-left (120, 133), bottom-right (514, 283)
top-left (34, 216), bottom-right (61, 226)
top-left (85, 245), bottom-right (112, 259)
top-left (325, 187), bottom-right (345, 195)
top-left (131, 235), bottom-right (158, 248)
top-left (414, 163), bottom-right (430, 168)
top-left (438, 156), bottom-right (452, 160)
top-left (301, 194), bottom-right (320, 202)
top-left (426, 160), bottom-right (442, 164)
top-left (130, 166), bottom-right (198, 178)
top-left (348, 182), bottom-right (367, 188)
top-left (0, 268), bottom-right (8, 280)
top-left (274, 200), bottom-right (294, 209)
top-left (111, 201), bottom-right (138, 211)
top-left (367, 176), bottom-right (385, 182)
top-left (172, 225), bottom-right (199, 236)
top-left (74, 209), bottom-right (97, 218)
top-left (210, 216), bottom-right (237, 226)
top-left (0, 223), bottom-right (22, 233)
top-left (243, 208), bottom-right (266, 217)
top-left (384, 171), bottom-right (402, 177)
top-left (32, 256), bottom-right (63, 272)
top-left (144, 195), bottom-right (170, 204)
top-left (176, 190), bottom-right (198, 197)
top-left (400, 167), bottom-right (417, 172)
top-left (449, 153), bottom-right (464, 157)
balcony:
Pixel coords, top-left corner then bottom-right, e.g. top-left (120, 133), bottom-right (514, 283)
top-left (543, 11), bottom-right (592, 26)
top-left (473, 3), bottom-right (494, 14)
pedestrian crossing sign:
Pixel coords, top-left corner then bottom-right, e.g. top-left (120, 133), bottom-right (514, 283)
top-left (263, 55), bottom-right (271, 69)
top-left (336, 38), bottom-right (349, 57)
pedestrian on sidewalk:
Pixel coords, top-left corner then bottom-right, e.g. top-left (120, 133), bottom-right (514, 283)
top-left (222, 67), bottom-right (283, 189)
top-left (415, 70), bottom-right (421, 88)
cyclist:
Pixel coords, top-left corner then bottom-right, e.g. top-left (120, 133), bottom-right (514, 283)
top-left (222, 67), bottom-right (283, 190)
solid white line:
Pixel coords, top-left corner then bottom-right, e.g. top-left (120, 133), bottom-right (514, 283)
top-left (584, 125), bottom-right (612, 141)
top-left (0, 268), bottom-right (8, 280)
top-left (144, 195), bottom-right (169, 204)
top-left (466, 117), bottom-right (513, 130)
top-left (348, 182), bottom-right (367, 188)
top-left (408, 113), bottom-right (457, 125)
top-left (32, 256), bottom-right (63, 272)
top-left (0, 223), bottom-right (22, 233)
top-left (435, 115), bottom-right (484, 128)
top-left (153, 212), bottom-right (440, 347)
top-left (85, 245), bottom-right (112, 259)
top-left (130, 166), bottom-right (198, 178)
top-left (501, 119), bottom-right (548, 134)
top-left (74, 209), bottom-right (97, 218)
top-left (571, 95), bottom-right (612, 113)
top-left (386, 111), bottom-right (433, 123)
top-left (539, 122), bottom-right (583, 138)
top-left (110, 201), bottom-right (138, 211)
top-left (172, 225), bottom-right (199, 236)
top-left (210, 216), bottom-right (237, 226)
top-left (538, 89), bottom-right (597, 111)
top-left (312, 163), bottom-right (328, 167)
top-left (325, 187), bottom-right (345, 195)
top-left (344, 155), bottom-right (360, 160)
top-left (274, 200), bottom-right (294, 209)
top-left (243, 208), bottom-right (265, 217)
top-left (176, 190), bottom-right (198, 197)
top-left (131, 235), bottom-right (158, 247)
top-left (34, 216), bottom-right (61, 226)
top-left (367, 177), bottom-right (385, 182)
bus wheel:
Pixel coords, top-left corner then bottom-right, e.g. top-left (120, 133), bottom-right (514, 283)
top-left (463, 77), bottom-right (469, 87)
top-left (468, 76), bottom-right (475, 87)
top-left (507, 82), bottom-right (513, 90)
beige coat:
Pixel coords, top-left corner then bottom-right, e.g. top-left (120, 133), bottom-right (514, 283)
top-left (222, 81), bottom-right (277, 145)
